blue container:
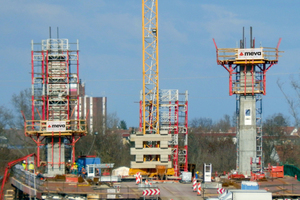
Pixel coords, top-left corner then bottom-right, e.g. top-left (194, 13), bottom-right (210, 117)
top-left (77, 157), bottom-right (101, 174)
top-left (77, 157), bottom-right (101, 166)
top-left (86, 157), bottom-right (101, 165)
top-left (241, 181), bottom-right (259, 190)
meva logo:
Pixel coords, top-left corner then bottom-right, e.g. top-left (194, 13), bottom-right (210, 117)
top-left (239, 52), bottom-right (262, 56)
top-left (48, 124), bottom-right (65, 128)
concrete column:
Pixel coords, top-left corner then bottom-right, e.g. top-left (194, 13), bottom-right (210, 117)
top-left (238, 95), bottom-right (256, 176)
top-left (46, 138), bottom-right (65, 176)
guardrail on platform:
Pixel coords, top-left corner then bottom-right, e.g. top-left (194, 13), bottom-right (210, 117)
top-left (11, 166), bottom-right (160, 199)
top-left (11, 165), bottom-right (44, 198)
top-left (25, 119), bottom-right (87, 135)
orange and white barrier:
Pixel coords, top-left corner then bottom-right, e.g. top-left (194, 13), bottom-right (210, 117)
top-left (136, 172), bottom-right (141, 184)
top-left (197, 182), bottom-right (201, 196)
top-left (193, 177), bottom-right (197, 192)
top-left (144, 179), bottom-right (153, 186)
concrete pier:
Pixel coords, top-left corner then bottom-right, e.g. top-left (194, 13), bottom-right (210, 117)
top-left (46, 138), bottom-right (65, 176)
top-left (238, 95), bottom-right (256, 176)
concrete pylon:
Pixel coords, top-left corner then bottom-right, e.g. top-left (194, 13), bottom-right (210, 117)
top-left (238, 95), bottom-right (256, 176)
top-left (46, 138), bottom-right (65, 176)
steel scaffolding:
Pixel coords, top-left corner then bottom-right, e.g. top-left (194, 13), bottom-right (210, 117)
top-left (25, 35), bottom-right (86, 174)
top-left (159, 90), bottom-right (188, 176)
top-left (255, 94), bottom-right (263, 172)
top-left (236, 94), bottom-right (240, 171)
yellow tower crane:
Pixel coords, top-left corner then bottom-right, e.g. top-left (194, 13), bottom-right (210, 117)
top-left (130, 0), bottom-right (173, 177)
top-left (142, 0), bottom-right (159, 135)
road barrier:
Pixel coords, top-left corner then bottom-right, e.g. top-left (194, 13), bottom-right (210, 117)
top-left (217, 188), bottom-right (225, 194)
top-left (197, 183), bottom-right (201, 196)
top-left (193, 177), bottom-right (197, 192)
top-left (142, 188), bottom-right (160, 196)
top-left (136, 172), bottom-right (141, 184)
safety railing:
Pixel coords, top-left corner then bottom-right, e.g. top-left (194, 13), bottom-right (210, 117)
top-left (11, 165), bottom-right (44, 192)
top-left (25, 119), bottom-right (87, 136)
top-left (11, 166), bottom-right (158, 199)
top-left (216, 47), bottom-right (282, 63)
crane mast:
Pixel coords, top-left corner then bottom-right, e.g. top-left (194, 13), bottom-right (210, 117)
top-left (142, 0), bottom-right (159, 134)
top-left (131, 0), bottom-right (188, 177)
top-left (130, 0), bottom-right (172, 175)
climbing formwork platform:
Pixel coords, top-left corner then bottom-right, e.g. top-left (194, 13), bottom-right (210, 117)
top-left (213, 27), bottom-right (283, 176)
top-left (25, 32), bottom-right (87, 177)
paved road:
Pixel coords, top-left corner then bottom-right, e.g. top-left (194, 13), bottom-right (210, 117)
top-left (121, 176), bottom-right (300, 199)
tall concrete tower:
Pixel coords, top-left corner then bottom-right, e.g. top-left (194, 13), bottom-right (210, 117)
top-left (213, 27), bottom-right (282, 176)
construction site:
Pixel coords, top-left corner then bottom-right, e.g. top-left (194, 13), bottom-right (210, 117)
top-left (2, 0), bottom-right (300, 200)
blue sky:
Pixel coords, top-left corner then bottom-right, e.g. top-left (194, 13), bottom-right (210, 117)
top-left (0, 0), bottom-right (299, 127)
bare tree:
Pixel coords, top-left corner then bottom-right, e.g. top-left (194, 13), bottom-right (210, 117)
top-left (213, 114), bottom-right (231, 132)
top-left (107, 112), bottom-right (120, 130)
top-left (263, 113), bottom-right (290, 165)
top-left (11, 88), bottom-right (32, 129)
top-left (75, 112), bottom-right (131, 167)
top-left (0, 106), bottom-right (14, 132)
top-left (277, 79), bottom-right (300, 127)
top-left (9, 89), bottom-right (35, 155)
top-left (188, 131), bottom-right (236, 173)
top-left (189, 117), bottom-right (213, 133)
top-left (0, 89), bottom-right (35, 174)
top-left (0, 106), bottom-right (15, 174)
top-left (190, 115), bottom-right (232, 134)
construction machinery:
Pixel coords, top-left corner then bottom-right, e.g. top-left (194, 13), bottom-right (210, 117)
top-left (130, 0), bottom-right (172, 176)
top-left (130, 0), bottom-right (188, 178)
